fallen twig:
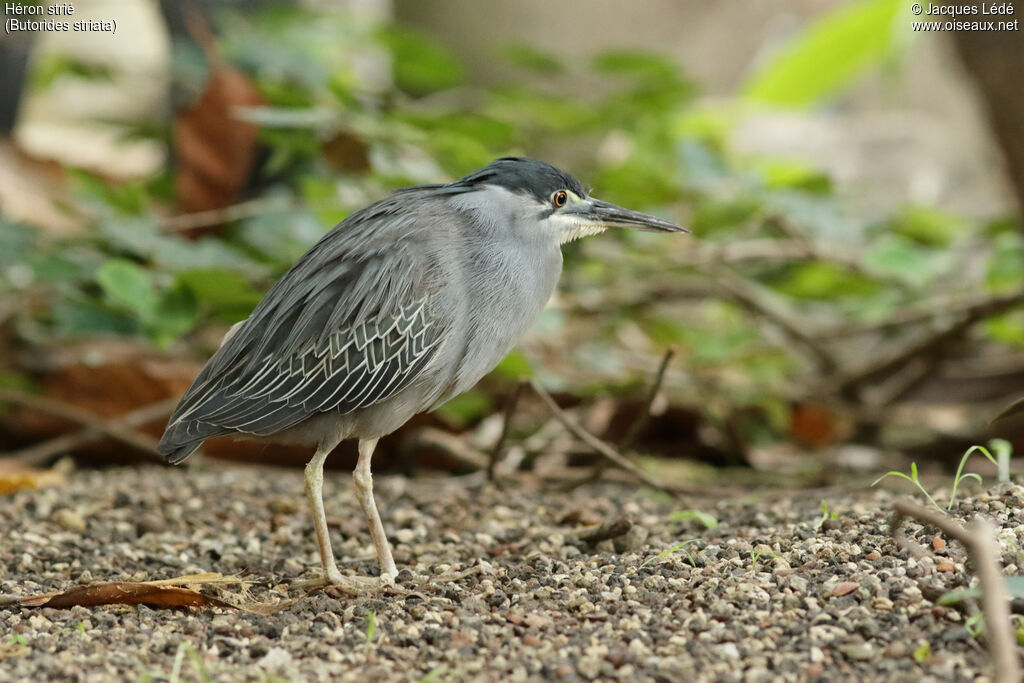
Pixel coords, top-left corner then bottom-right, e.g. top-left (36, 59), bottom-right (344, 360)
top-left (891, 500), bottom-right (1020, 682)
top-left (489, 379), bottom-right (527, 482)
top-left (621, 345), bottom-right (677, 450)
top-left (409, 427), bottom-right (487, 471)
top-left (576, 517), bottom-right (632, 545)
top-left (530, 380), bottom-right (678, 498)
top-left (0, 391), bottom-right (175, 464)
top-left (578, 346), bottom-right (677, 490)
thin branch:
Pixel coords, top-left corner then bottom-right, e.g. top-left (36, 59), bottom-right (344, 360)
top-left (891, 500), bottom-right (1020, 682)
top-left (714, 269), bottom-right (839, 372)
top-left (160, 194), bottom-right (358, 232)
top-left (813, 290), bottom-right (1024, 340)
top-left (488, 379), bottom-right (526, 482)
top-left (672, 238), bottom-right (869, 274)
top-left (828, 290), bottom-right (1024, 398)
top-left (621, 345), bottom-right (677, 450)
top-left (864, 357), bottom-right (940, 409)
top-left (161, 198), bottom-right (294, 232)
top-left (0, 391), bottom-right (175, 465)
top-left (408, 427), bottom-right (487, 471)
top-left (672, 239), bottom-right (816, 267)
top-left (530, 379), bottom-right (678, 498)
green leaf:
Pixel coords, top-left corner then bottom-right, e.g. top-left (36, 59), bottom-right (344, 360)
top-left (752, 158), bottom-right (831, 194)
top-left (888, 205), bottom-right (964, 247)
top-left (985, 313), bottom-right (1024, 348)
top-left (689, 197), bottom-right (761, 233)
top-left (593, 50), bottom-right (679, 83)
top-left (501, 43), bottom-right (563, 74)
top-left (485, 86), bottom-right (594, 133)
top-left (364, 611), bottom-right (377, 646)
top-left (640, 540), bottom-right (698, 568)
top-left (862, 234), bottom-right (952, 287)
top-left (986, 233), bottom-right (1024, 293)
top-left (145, 285), bottom-right (199, 347)
top-left (238, 208), bottom-right (327, 263)
top-left (96, 217), bottom-right (255, 272)
top-left (379, 27), bottom-right (465, 96)
top-left (743, 0), bottom-right (902, 107)
top-left (31, 54), bottom-right (114, 90)
top-left (95, 259), bottom-right (156, 316)
top-left (773, 262), bottom-right (883, 301)
top-left (940, 576), bottom-right (1024, 605)
top-left (416, 130), bottom-right (495, 177)
top-left (493, 350), bottom-right (533, 380)
top-left (669, 509), bottom-right (718, 529)
top-left (29, 251), bottom-right (101, 284)
top-left (51, 299), bottom-right (137, 337)
top-left (0, 219), bottom-right (37, 268)
top-left (399, 111), bottom-right (516, 149)
top-left (175, 269), bottom-right (264, 321)
top-left (435, 390), bottom-right (493, 426)
top-left (71, 170), bottom-right (148, 214)
top-left (420, 667), bottom-right (448, 683)
top-left (0, 372), bottom-right (36, 394)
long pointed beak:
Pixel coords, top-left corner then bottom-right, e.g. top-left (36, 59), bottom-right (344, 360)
top-left (567, 197), bottom-right (689, 233)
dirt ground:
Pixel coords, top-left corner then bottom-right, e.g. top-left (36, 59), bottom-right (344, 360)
top-left (1, 462), bottom-right (1019, 681)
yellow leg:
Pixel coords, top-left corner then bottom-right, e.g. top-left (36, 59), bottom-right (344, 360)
top-left (353, 438), bottom-right (398, 584)
top-left (304, 444), bottom-right (346, 585)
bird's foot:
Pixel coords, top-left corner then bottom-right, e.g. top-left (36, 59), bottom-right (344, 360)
top-left (378, 569), bottom-right (398, 588)
top-left (402, 564), bottom-right (485, 587)
top-left (292, 567), bottom-right (401, 595)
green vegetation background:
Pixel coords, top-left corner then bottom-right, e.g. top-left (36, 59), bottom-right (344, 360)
top-left (2, 0), bottom-right (1020, 447)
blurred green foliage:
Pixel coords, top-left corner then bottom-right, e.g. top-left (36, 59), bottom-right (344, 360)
top-left (743, 0), bottom-right (904, 106)
top-left (1, 0), bottom-right (1020, 439)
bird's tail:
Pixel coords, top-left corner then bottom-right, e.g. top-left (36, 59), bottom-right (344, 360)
top-left (159, 439), bottom-right (202, 465)
top-left (158, 419), bottom-right (230, 464)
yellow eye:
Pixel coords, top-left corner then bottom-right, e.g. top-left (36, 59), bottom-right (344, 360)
top-left (552, 190), bottom-right (568, 208)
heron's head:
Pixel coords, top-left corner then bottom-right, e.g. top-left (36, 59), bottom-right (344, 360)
top-left (457, 157), bottom-right (688, 245)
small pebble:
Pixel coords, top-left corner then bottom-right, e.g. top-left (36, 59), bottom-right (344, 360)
top-left (4, 465), bottom-right (1014, 681)
top-left (831, 581), bottom-right (859, 597)
top-left (885, 642), bottom-right (907, 658)
top-left (51, 509), bottom-right (86, 533)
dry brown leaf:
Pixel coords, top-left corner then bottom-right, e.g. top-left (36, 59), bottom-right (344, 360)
top-left (16, 582), bottom-right (236, 609)
top-left (174, 17), bottom-right (265, 216)
top-left (788, 402), bottom-right (842, 449)
top-left (4, 573), bottom-right (318, 614)
top-left (0, 458), bottom-right (64, 495)
top-left (322, 129), bottom-right (370, 174)
top-left (2, 342), bottom-right (198, 463)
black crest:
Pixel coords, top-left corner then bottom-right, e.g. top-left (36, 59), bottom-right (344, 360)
top-left (456, 157), bottom-right (586, 203)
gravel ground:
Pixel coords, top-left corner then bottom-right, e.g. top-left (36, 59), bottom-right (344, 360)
top-left (2, 463), bottom-right (1021, 682)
